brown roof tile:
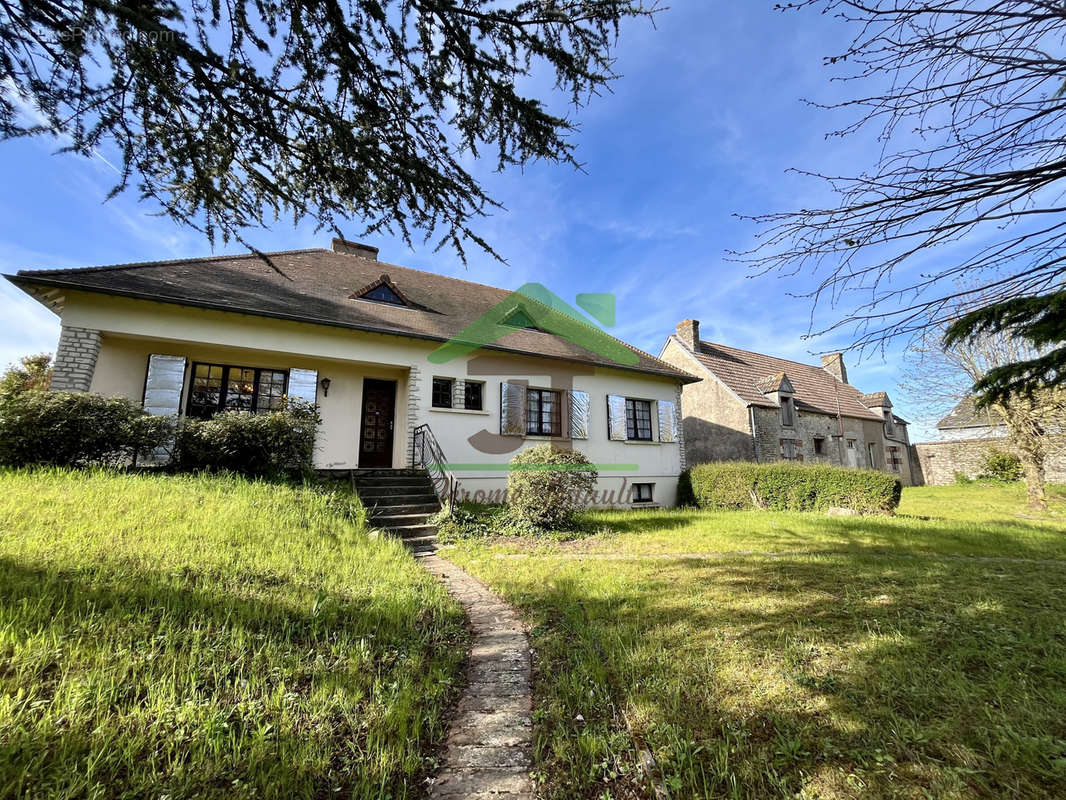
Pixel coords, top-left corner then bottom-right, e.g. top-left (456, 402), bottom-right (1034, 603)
top-left (687, 339), bottom-right (882, 420)
top-left (8, 248), bottom-right (694, 382)
top-left (860, 391), bottom-right (891, 408)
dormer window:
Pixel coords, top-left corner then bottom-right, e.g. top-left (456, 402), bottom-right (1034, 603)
top-left (502, 307), bottom-right (544, 332)
top-left (351, 273), bottom-right (418, 308)
top-left (885, 414), bottom-right (895, 438)
top-left (780, 395), bottom-right (795, 427)
top-left (362, 283), bottom-right (405, 305)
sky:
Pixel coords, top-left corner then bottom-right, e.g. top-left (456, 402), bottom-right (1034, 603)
top-left (0, 3), bottom-right (943, 439)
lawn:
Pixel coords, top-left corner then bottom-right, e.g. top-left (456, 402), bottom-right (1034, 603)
top-left (448, 481), bottom-right (1066, 799)
top-left (0, 468), bottom-right (467, 799)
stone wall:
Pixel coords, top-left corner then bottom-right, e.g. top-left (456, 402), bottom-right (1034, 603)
top-left (662, 338), bottom-right (754, 464)
top-left (752, 406), bottom-right (915, 485)
top-left (912, 437), bottom-right (1066, 485)
top-left (50, 326), bottom-right (101, 392)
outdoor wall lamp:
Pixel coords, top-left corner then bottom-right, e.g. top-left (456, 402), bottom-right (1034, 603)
top-left (320, 377), bottom-right (332, 397)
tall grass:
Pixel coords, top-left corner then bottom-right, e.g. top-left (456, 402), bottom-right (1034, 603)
top-left (0, 468), bottom-right (467, 799)
top-left (451, 482), bottom-right (1066, 799)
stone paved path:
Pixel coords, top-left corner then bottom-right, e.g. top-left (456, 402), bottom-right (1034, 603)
top-left (419, 554), bottom-right (533, 799)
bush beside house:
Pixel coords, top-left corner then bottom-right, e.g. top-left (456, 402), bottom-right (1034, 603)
top-left (0, 389), bottom-right (320, 476)
top-left (681, 461), bottom-right (902, 514)
top-left (0, 391), bottom-right (172, 467)
top-left (173, 399), bottom-right (321, 477)
top-left (506, 444), bottom-right (598, 530)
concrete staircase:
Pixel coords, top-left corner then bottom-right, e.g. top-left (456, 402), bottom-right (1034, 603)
top-left (351, 468), bottom-right (440, 554)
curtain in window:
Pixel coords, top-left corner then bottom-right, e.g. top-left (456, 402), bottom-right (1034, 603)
top-left (287, 368), bottom-right (319, 404)
top-left (606, 394), bottom-right (626, 441)
top-left (568, 390), bottom-right (590, 439)
top-left (657, 399), bottom-right (678, 442)
top-left (500, 381), bottom-right (526, 435)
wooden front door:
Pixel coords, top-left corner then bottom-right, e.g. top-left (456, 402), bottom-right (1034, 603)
top-left (359, 379), bottom-right (396, 468)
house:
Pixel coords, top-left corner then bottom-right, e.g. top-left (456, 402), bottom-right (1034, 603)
top-left (659, 319), bottom-right (915, 485)
top-left (6, 239), bottom-right (697, 506)
top-left (936, 398), bottom-right (1008, 441)
top-left (911, 399), bottom-right (1066, 485)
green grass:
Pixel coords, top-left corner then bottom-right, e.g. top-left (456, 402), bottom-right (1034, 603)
top-left (0, 468), bottom-right (467, 799)
top-left (448, 482), bottom-right (1066, 799)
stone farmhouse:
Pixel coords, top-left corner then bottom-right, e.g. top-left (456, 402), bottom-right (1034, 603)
top-left (660, 319), bottom-right (916, 485)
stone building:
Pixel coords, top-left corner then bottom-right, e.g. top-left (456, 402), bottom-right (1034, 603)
top-left (911, 399), bottom-right (1066, 485)
top-left (659, 319), bottom-right (915, 485)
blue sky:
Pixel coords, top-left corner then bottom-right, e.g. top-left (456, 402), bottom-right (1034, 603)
top-left (0, 4), bottom-right (939, 437)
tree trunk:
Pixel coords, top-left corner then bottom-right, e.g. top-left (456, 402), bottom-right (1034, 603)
top-left (1023, 457), bottom-right (1047, 511)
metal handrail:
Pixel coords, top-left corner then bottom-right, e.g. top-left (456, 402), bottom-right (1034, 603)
top-left (411, 423), bottom-right (456, 515)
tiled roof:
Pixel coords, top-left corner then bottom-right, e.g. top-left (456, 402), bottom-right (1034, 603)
top-left (860, 391), bottom-right (891, 408)
top-left (686, 339), bottom-right (882, 420)
top-left (754, 372), bottom-right (791, 394)
top-left (937, 398), bottom-right (1002, 430)
top-left (8, 248), bottom-right (695, 382)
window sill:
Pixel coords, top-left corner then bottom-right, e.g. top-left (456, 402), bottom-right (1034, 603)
top-left (623, 439), bottom-right (662, 446)
top-left (523, 434), bottom-right (568, 441)
top-left (429, 406), bottom-right (491, 416)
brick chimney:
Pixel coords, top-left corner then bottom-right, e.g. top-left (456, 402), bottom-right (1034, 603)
top-left (821, 352), bottom-right (847, 383)
top-left (332, 237), bottom-right (379, 260)
top-left (677, 319), bottom-right (700, 351)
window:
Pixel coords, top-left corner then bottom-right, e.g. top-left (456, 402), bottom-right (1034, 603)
top-left (464, 381), bottom-right (484, 411)
top-left (625, 398), bottom-right (653, 441)
top-left (780, 395), bottom-right (795, 426)
top-left (432, 377), bottom-right (454, 409)
top-left (780, 438), bottom-right (799, 460)
top-left (887, 446), bottom-right (902, 472)
top-left (361, 283), bottom-right (405, 305)
top-left (813, 437), bottom-right (825, 455)
top-left (187, 362), bottom-right (288, 419)
top-left (885, 415), bottom-right (896, 437)
top-left (502, 308), bottom-right (542, 331)
top-left (527, 388), bottom-right (561, 436)
top-left (632, 483), bottom-right (654, 503)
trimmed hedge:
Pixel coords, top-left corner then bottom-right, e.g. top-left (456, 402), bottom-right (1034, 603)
top-left (680, 461), bottom-right (902, 514)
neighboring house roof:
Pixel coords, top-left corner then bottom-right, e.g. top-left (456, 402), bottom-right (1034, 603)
top-left (683, 339), bottom-right (883, 420)
top-left (7, 246), bottom-right (696, 382)
top-left (937, 398), bottom-right (1004, 431)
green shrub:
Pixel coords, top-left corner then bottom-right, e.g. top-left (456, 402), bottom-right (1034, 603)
top-left (954, 471), bottom-right (976, 485)
top-left (978, 447), bottom-right (1023, 482)
top-left (173, 399), bottom-right (320, 477)
top-left (683, 461), bottom-right (901, 514)
top-left (0, 390), bottom-right (172, 467)
top-left (506, 444), bottom-right (598, 530)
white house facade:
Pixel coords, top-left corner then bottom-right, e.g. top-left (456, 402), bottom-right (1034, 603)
top-left (7, 240), bottom-right (696, 507)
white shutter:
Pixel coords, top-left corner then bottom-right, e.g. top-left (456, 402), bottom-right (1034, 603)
top-left (287, 368), bottom-right (319, 404)
top-left (500, 381), bottom-right (526, 436)
top-left (568, 390), bottom-right (590, 440)
top-left (607, 394), bottom-right (626, 441)
top-left (657, 399), bottom-right (678, 443)
top-left (141, 354), bottom-right (186, 466)
top-left (143, 355), bottom-right (186, 416)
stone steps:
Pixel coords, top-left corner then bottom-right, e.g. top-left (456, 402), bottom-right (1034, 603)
top-left (351, 468), bottom-right (440, 553)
